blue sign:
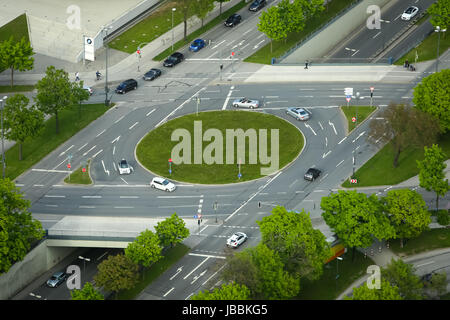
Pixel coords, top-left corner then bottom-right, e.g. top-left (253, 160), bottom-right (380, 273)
top-left (346, 95), bottom-right (352, 99)
top-left (238, 173), bottom-right (242, 179)
top-left (194, 215), bottom-right (198, 219)
top-left (169, 169), bottom-right (172, 174)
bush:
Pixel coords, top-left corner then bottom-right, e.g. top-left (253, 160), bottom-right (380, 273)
top-left (437, 210), bottom-right (450, 226)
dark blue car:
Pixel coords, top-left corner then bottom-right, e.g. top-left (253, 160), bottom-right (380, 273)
top-left (189, 39), bottom-right (206, 52)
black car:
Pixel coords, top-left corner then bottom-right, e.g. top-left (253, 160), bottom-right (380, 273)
top-left (224, 14), bottom-right (241, 27)
top-left (249, 0), bottom-right (266, 12)
top-left (143, 68), bottom-right (161, 81)
top-left (163, 52), bottom-right (184, 67)
top-left (115, 79), bottom-right (138, 94)
top-left (304, 168), bottom-right (321, 181)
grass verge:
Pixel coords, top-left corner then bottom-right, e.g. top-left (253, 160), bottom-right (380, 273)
top-left (0, 85), bottom-right (35, 93)
top-left (5, 103), bottom-right (112, 181)
top-left (64, 159), bottom-right (92, 185)
top-left (389, 228), bottom-right (450, 258)
top-left (340, 106), bottom-right (377, 133)
top-left (0, 14), bottom-right (29, 43)
top-left (295, 250), bottom-right (375, 300)
top-left (341, 131), bottom-right (450, 188)
top-left (136, 110), bottom-right (304, 184)
top-left (117, 244), bottom-right (190, 300)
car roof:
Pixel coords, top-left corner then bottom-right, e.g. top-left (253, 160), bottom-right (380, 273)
top-left (53, 271), bottom-right (65, 276)
top-left (153, 177), bottom-right (168, 182)
top-left (307, 168), bottom-right (320, 173)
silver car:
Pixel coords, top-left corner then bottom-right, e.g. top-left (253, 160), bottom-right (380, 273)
top-left (46, 271), bottom-right (67, 288)
top-left (226, 232), bottom-right (248, 248)
top-left (286, 107), bottom-right (311, 121)
top-left (232, 97), bottom-right (259, 109)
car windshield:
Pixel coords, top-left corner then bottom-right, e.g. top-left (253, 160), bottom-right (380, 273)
top-left (406, 8), bottom-right (413, 13)
top-left (162, 180), bottom-right (169, 185)
top-left (120, 161), bottom-right (127, 168)
top-left (299, 110), bottom-right (307, 115)
top-left (50, 276), bottom-right (57, 280)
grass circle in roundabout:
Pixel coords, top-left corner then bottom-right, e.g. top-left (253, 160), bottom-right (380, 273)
top-left (136, 110), bottom-right (304, 184)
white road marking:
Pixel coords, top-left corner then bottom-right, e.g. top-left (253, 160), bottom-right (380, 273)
top-left (243, 28), bottom-right (253, 35)
top-left (129, 122), bottom-right (139, 130)
top-left (45, 204), bottom-right (58, 207)
top-left (253, 39), bottom-right (265, 49)
top-left (58, 145), bottom-right (74, 157)
top-left (416, 261), bottom-right (434, 268)
top-left (329, 120), bottom-right (338, 135)
top-left (163, 287), bottom-right (175, 297)
top-left (96, 129), bottom-right (106, 137)
top-left (82, 195), bottom-right (102, 198)
top-left (158, 205), bottom-right (199, 208)
top-left (351, 49), bottom-right (360, 57)
top-left (323, 150), bottom-right (331, 159)
top-left (113, 146), bottom-right (116, 156)
top-left (92, 149), bottom-right (103, 158)
top-left (120, 177), bottom-right (129, 185)
top-left (289, 179), bottom-right (298, 188)
top-left (146, 109), bottom-right (155, 117)
top-left (373, 31), bottom-right (381, 39)
top-left (212, 40), bottom-right (226, 49)
top-left (77, 143), bottom-right (88, 151)
top-left (305, 123), bottom-right (317, 136)
top-left (32, 169), bottom-right (69, 173)
top-left (111, 136), bottom-right (120, 143)
top-left (44, 195), bottom-right (65, 198)
top-left (83, 145), bottom-right (96, 156)
top-left (158, 195), bottom-right (203, 198)
top-left (79, 206), bottom-right (96, 209)
top-left (114, 206), bottom-right (134, 209)
top-left (170, 267), bottom-right (183, 280)
top-left (352, 131), bottom-right (365, 143)
top-left (183, 257), bottom-right (210, 280)
top-left (336, 160), bottom-right (345, 167)
top-left (120, 196), bottom-right (139, 199)
top-left (114, 115), bottom-right (125, 124)
top-left (338, 137), bottom-right (347, 144)
top-left (101, 160), bottom-right (110, 176)
top-left (222, 87), bottom-right (233, 110)
top-left (188, 253), bottom-right (226, 259)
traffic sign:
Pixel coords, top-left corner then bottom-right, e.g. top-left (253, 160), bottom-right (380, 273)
top-left (352, 117), bottom-right (356, 122)
top-left (238, 173), bottom-right (242, 179)
top-left (169, 158), bottom-right (172, 162)
top-left (231, 52), bottom-right (235, 56)
top-left (344, 87), bottom-right (353, 96)
top-left (82, 167), bottom-right (86, 172)
top-left (346, 97), bottom-right (351, 102)
top-left (350, 178), bottom-right (357, 184)
top-left (194, 214), bottom-right (198, 219)
top-left (370, 86), bottom-right (374, 92)
top-left (67, 163), bottom-right (71, 169)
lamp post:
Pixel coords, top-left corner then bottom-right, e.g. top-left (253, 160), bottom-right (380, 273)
top-left (214, 201), bottom-right (218, 223)
top-left (172, 8), bottom-right (176, 52)
top-left (0, 95), bottom-right (7, 179)
top-left (345, 47), bottom-right (357, 63)
top-left (379, 19), bottom-right (390, 51)
top-left (435, 26), bottom-right (447, 73)
top-left (352, 92), bottom-right (360, 177)
top-left (336, 256), bottom-right (343, 294)
top-left (78, 256), bottom-right (91, 279)
top-left (102, 26), bottom-right (113, 106)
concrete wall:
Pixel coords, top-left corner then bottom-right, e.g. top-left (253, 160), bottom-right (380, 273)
top-left (281, 0), bottom-right (392, 63)
top-left (0, 241), bottom-right (76, 300)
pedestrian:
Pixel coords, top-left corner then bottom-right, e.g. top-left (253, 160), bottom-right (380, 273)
top-left (75, 72), bottom-right (80, 81)
top-left (304, 60), bottom-right (309, 69)
top-left (404, 59), bottom-right (409, 68)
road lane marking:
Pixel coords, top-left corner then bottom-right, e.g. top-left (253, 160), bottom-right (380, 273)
top-left (96, 129), bottom-right (106, 137)
top-left (338, 137), bottom-right (347, 144)
top-left (146, 109), bottom-right (155, 117)
top-left (336, 160), bottom-right (344, 167)
top-left (114, 115), bottom-right (125, 123)
top-left (416, 261), bottom-right (434, 268)
top-left (82, 195), bottom-right (102, 198)
top-left (188, 253), bottom-right (226, 259)
top-left (114, 206), bottom-right (134, 209)
top-left (58, 145), bottom-right (74, 157)
top-left (44, 195), bottom-right (65, 198)
top-left (373, 31), bottom-right (381, 39)
top-left (77, 143), bottom-right (88, 151)
top-left (222, 87), bottom-right (233, 110)
top-left (79, 206), bottom-right (96, 209)
top-left (32, 169), bottom-right (69, 173)
top-left (92, 149), bottom-right (103, 158)
top-left (120, 196), bottom-right (139, 199)
top-left (120, 177), bottom-right (129, 185)
top-left (163, 287), bottom-right (175, 297)
top-left (211, 40), bottom-right (226, 49)
top-left (129, 122), bottom-right (139, 130)
top-left (83, 145), bottom-right (96, 156)
top-left (184, 257), bottom-right (210, 280)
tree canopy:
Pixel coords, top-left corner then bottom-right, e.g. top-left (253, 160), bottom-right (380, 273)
top-left (346, 279), bottom-right (403, 300)
top-left (155, 213), bottom-right (190, 248)
top-left (427, 0), bottom-right (450, 30)
top-left (382, 258), bottom-right (423, 300)
top-left (125, 229), bottom-right (162, 268)
top-left (191, 282), bottom-right (250, 300)
top-left (0, 36), bottom-right (34, 87)
top-left (70, 282), bottom-right (104, 300)
top-left (257, 6), bottom-right (288, 53)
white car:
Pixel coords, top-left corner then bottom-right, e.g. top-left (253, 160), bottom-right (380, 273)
top-left (226, 232), bottom-right (248, 248)
top-left (232, 97), bottom-right (259, 109)
top-left (401, 6), bottom-right (419, 21)
top-left (150, 177), bottom-right (176, 192)
top-left (286, 107), bottom-right (311, 121)
top-left (118, 159), bottom-right (133, 175)
top-left (83, 84), bottom-right (93, 95)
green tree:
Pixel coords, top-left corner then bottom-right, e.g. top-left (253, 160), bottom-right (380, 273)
top-left (417, 144), bottom-right (450, 211)
top-left (0, 36), bottom-right (34, 87)
top-left (125, 229), bottom-right (162, 272)
top-left (94, 254), bottom-right (139, 298)
top-left (346, 279), bottom-right (403, 300)
top-left (71, 81), bottom-right (90, 119)
top-left (427, 0), bottom-right (450, 33)
top-left (277, 0), bottom-right (304, 36)
top-left (0, 179), bottom-right (45, 274)
top-left (413, 69), bottom-right (450, 132)
top-left (426, 272), bottom-right (447, 298)
top-left (382, 189), bottom-right (431, 247)
top-left (382, 258), bottom-right (423, 300)
top-left (256, 206), bottom-right (331, 280)
top-left (221, 248), bottom-right (259, 294)
top-left (35, 66), bottom-right (75, 134)
top-left (192, 0), bottom-right (215, 27)
top-left (3, 94), bottom-right (44, 161)
top-left (257, 6), bottom-right (287, 53)
top-left (321, 190), bottom-right (396, 261)
top-left (191, 282), bottom-right (250, 300)
top-left (296, 0), bottom-right (325, 19)
top-left (174, 0), bottom-right (196, 41)
top-left (70, 282), bottom-right (104, 300)
top-left (216, 0), bottom-right (231, 16)
top-left (155, 213), bottom-right (190, 248)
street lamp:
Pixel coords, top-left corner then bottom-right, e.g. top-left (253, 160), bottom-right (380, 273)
top-left (102, 26), bottom-right (113, 106)
top-left (352, 92), bottom-right (360, 177)
top-left (0, 95), bottom-right (7, 179)
top-left (336, 256), bottom-right (343, 294)
top-left (78, 256), bottom-right (91, 278)
top-left (435, 26), bottom-right (447, 73)
top-left (172, 8), bottom-right (176, 52)
top-left (379, 19), bottom-right (390, 51)
top-left (345, 47), bottom-right (357, 63)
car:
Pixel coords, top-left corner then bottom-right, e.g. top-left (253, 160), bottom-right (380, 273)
top-left (83, 85), bottom-right (93, 95)
top-left (118, 159), bottom-right (133, 175)
top-left (143, 68), bottom-right (161, 81)
top-left (115, 79), bottom-right (138, 94)
top-left (224, 14), bottom-right (241, 27)
top-left (304, 168), bottom-right (321, 181)
top-left (226, 232), bottom-right (248, 248)
top-left (249, 0), bottom-right (266, 12)
top-left (232, 97), bottom-right (259, 109)
top-left (46, 271), bottom-right (67, 288)
top-left (163, 52), bottom-right (184, 67)
top-left (286, 107), bottom-right (311, 121)
top-left (401, 6), bottom-right (419, 21)
top-left (150, 177), bottom-right (176, 192)
top-left (189, 39), bottom-right (206, 52)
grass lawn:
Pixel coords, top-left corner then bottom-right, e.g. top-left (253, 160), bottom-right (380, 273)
top-left (342, 131), bottom-right (450, 188)
top-left (116, 244), bottom-right (190, 300)
top-left (0, 85), bottom-right (35, 93)
top-left (136, 110), bottom-right (304, 184)
top-left (389, 228), bottom-right (450, 258)
top-left (295, 250), bottom-right (375, 300)
top-left (0, 14), bottom-right (29, 43)
top-left (340, 106), bottom-right (377, 133)
top-left (64, 159), bottom-right (92, 185)
top-left (5, 103), bottom-right (112, 181)
top-left (244, 0), bottom-right (356, 65)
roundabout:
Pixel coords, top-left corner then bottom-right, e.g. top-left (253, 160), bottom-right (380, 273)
top-left (136, 110), bottom-right (304, 184)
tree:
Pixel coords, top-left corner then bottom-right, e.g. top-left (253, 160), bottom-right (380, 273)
top-left (221, 248), bottom-right (260, 295)
top-left (174, 0), bottom-right (196, 41)
top-left (256, 206), bottom-right (331, 280)
top-left (94, 254), bottom-right (139, 298)
top-left (417, 144), bottom-right (450, 211)
top-left (155, 213), bottom-right (190, 248)
top-left (277, 0), bottom-right (304, 36)
top-left (3, 94), bottom-right (44, 161)
top-left (192, 0), bottom-right (215, 27)
top-left (382, 189), bottom-right (431, 248)
top-left (413, 69), bottom-right (450, 132)
top-left (427, 0), bottom-right (450, 35)
top-left (321, 190), bottom-right (396, 261)
top-left (191, 282), bottom-right (250, 300)
top-left (0, 179), bottom-right (45, 274)
top-left (125, 229), bottom-right (162, 271)
top-left (426, 272), bottom-right (447, 298)
top-left (296, 0), bottom-right (325, 19)
top-left (216, 0), bottom-right (231, 16)
top-left (35, 66), bottom-right (75, 134)
top-left (382, 258), bottom-right (423, 300)
top-left (257, 6), bottom-right (287, 53)
top-left (0, 36), bottom-right (34, 87)
top-left (70, 282), bottom-right (104, 300)
top-left (367, 103), bottom-right (440, 167)
top-left (346, 279), bottom-right (403, 300)
top-left (71, 81), bottom-right (90, 119)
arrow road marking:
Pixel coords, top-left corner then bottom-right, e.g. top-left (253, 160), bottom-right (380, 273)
top-left (191, 269), bottom-right (207, 284)
top-left (322, 150), bottom-right (331, 159)
top-left (305, 123), bottom-right (317, 136)
top-left (170, 267), bottom-right (183, 280)
top-left (184, 257), bottom-right (210, 280)
top-left (329, 120), bottom-right (337, 135)
top-left (111, 136), bottom-right (120, 144)
top-left (101, 160), bottom-right (110, 176)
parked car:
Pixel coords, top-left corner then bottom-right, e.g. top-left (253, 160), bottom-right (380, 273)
top-left (189, 39), bottom-right (206, 52)
top-left (286, 107), bottom-right (311, 121)
top-left (118, 159), bottom-right (133, 175)
top-left (249, 0), bottom-right (266, 12)
top-left (227, 232), bottom-right (248, 248)
top-left (143, 68), bottom-right (161, 81)
top-left (224, 14), bottom-right (241, 27)
top-left (46, 271), bottom-right (67, 288)
top-left (163, 52), bottom-right (184, 67)
top-left (83, 84), bottom-right (93, 95)
top-left (150, 177), bottom-right (176, 192)
top-left (304, 168), bottom-right (321, 181)
top-left (232, 97), bottom-right (259, 109)
top-left (115, 79), bottom-right (138, 94)
top-left (401, 6), bottom-right (419, 20)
